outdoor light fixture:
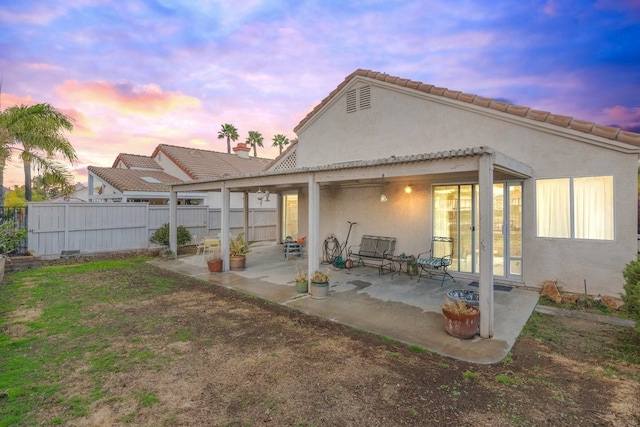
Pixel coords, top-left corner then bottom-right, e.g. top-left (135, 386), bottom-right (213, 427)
top-left (264, 190), bottom-right (270, 202)
top-left (256, 188), bottom-right (264, 206)
top-left (404, 185), bottom-right (412, 194)
top-left (380, 174), bottom-right (388, 203)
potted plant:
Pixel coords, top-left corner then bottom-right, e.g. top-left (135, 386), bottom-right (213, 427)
top-left (309, 269), bottom-right (331, 299)
top-left (295, 270), bottom-right (308, 293)
top-left (206, 247), bottom-right (223, 273)
top-left (441, 298), bottom-right (480, 339)
top-left (229, 233), bottom-right (251, 270)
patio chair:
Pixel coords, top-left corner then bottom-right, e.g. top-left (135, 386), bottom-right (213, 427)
top-left (416, 236), bottom-right (455, 285)
top-left (196, 237), bottom-right (221, 263)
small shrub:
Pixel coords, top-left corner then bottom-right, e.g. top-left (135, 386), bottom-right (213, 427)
top-left (0, 221), bottom-right (27, 254)
top-left (149, 223), bottom-right (192, 247)
top-left (622, 256), bottom-right (640, 333)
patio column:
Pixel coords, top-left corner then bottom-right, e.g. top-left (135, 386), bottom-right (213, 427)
top-left (478, 154), bottom-right (494, 338)
top-left (243, 191), bottom-right (249, 239)
top-left (169, 188), bottom-right (178, 256)
top-left (308, 173), bottom-right (320, 279)
top-left (221, 185), bottom-right (231, 271)
top-left (275, 193), bottom-right (282, 244)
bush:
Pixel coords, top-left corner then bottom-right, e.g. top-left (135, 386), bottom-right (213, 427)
top-left (149, 223), bottom-right (192, 247)
top-left (0, 221), bottom-right (27, 254)
top-left (622, 256), bottom-right (640, 333)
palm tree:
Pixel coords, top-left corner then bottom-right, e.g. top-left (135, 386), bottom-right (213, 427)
top-left (217, 123), bottom-right (239, 154)
top-left (246, 131), bottom-right (264, 158)
top-left (0, 103), bottom-right (76, 204)
top-left (272, 134), bottom-right (290, 155)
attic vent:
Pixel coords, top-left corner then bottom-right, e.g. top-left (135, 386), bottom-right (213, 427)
top-left (141, 176), bottom-right (161, 183)
top-left (359, 85), bottom-right (371, 109)
top-left (346, 89), bottom-right (357, 113)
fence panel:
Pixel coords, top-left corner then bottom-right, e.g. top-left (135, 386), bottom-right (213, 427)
top-left (27, 203), bottom-right (277, 259)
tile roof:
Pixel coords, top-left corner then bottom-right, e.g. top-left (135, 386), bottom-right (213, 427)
top-left (293, 69), bottom-right (640, 147)
top-left (152, 144), bottom-right (272, 180)
top-left (88, 166), bottom-right (182, 192)
top-left (112, 153), bottom-right (162, 170)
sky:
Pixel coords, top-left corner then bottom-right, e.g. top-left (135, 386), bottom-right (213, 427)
top-left (1, 0), bottom-right (639, 188)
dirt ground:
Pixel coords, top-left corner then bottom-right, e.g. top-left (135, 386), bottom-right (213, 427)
top-left (8, 256), bottom-right (640, 426)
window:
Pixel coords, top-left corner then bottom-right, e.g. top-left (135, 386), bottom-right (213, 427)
top-left (536, 176), bottom-right (613, 240)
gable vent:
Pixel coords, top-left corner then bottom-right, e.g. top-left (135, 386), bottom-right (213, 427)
top-left (359, 85), bottom-right (371, 109)
top-left (346, 89), bottom-right (357, 113)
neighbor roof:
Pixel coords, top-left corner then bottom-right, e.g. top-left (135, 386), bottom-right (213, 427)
top-left (151, 144), bottom-right (272, 180)
top-left (112, 153), bottom-right (163, 170)
top-left (294, 69), bottom-right (640, 146)
top-left (88, 166), bottom-right (182, 192)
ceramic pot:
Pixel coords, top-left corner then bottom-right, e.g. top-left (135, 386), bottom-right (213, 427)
top-left (310, 281), bottom-right (329, 299)
top-left (295, 280), bottom-right (308, 293)
top-left (229, 255), bottom-right (246, 271)
top-left (442, 304), bottom-right (480, 339)
top-left (207, 259), bottom-right (223, 272)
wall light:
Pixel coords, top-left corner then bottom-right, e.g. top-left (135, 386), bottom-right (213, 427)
top-left (404, 185), bottom-right (413, 194)
top-left (380, 173), bottom-right (388, 203)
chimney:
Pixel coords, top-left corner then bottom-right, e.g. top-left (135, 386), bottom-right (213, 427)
top-left (232, 142), bottom-right (251, 158)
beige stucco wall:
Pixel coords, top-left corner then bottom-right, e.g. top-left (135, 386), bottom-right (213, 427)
top-left (295, 78), bottom-right (638, 296)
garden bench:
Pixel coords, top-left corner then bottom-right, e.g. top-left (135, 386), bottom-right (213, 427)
top-left (348, 235), bottom-right (396, 274)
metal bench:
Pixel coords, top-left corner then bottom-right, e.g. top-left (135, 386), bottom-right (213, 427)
top-left (348, 235), bottom-right (396, 274)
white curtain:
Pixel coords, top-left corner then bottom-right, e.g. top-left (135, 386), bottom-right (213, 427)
top-left (574, 176), bottom-right (613, 240)
top-left (536, 178), bottom-right (570, 238)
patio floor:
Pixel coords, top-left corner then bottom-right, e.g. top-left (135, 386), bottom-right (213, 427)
top-left (152, 241), bottom-right (540, 364)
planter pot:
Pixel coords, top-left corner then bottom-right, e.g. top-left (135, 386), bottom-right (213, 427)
top-left (310, 281), bottom-right (329, 299)
top-left (442, 304), bottom-right (480, 339)
top-left (207, 259), bottom-right (223, 272)
top-left (295, 280), bottom-right (308, 293)
top-left (229, 255), bottom-right (246, 271)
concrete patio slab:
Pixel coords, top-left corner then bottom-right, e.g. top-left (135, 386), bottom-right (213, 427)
top-left (152, 242), bottom-right (540, 364)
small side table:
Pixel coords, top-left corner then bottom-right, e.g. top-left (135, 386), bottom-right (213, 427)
top-left (388, 255), bottom-right (416, 278)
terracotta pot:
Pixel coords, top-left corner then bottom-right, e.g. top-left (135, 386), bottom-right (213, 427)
top-left (310, 281), bottom-right (329, 299)
top-left (207, 259), bottom-right (223, 272)
top-left (295, 280), bottom-right (308, 293)
top-left (229, 255), bottom-right (246, 271)
top-left (442, 305), bottom-right (480, 339)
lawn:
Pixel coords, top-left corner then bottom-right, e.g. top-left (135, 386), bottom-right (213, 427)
top-left (1, 257), bottom-right (639, 426)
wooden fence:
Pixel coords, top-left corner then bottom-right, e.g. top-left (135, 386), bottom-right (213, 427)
top-left (27, 203), bottom-right (277, 259)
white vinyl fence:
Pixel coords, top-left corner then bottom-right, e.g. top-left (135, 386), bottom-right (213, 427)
top-left (28, 203), bottom-right (277, 260)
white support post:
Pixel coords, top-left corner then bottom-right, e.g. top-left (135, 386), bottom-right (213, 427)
top-left (169, 188), bottom-right (178, 256)
top-left (243, 191), bottom-right (249, 240)
top-left (221, 186), bottom-right (231, 271)
top-left (308, 174), bottom-right (320, 280)
top-left (478, 154), bottom-right (494, 338)
top-left (275, 193), bottom-right (282, 244)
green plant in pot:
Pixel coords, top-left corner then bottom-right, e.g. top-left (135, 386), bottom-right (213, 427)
top-left (206, 247), bottom-right (223, 273)
top-left (295, 269), bottom-right (308, 293)
top-left (229, 233), bottom-right (250, 270)
top-left (309, 269), bottom-right (331, 299)
top-left (0, 221), bottom-right (28, 281)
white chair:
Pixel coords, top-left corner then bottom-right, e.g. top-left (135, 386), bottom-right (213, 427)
top-left (196, 237), bottom-right (220, 263)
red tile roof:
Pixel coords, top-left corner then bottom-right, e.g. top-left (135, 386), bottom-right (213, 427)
top-left (293, 69), bottom-right (640, 147)
top-left (111, 153), bottom-right (162, 170)
top-left (151, 144), bottom-right (271, 180)
top-left (88, 166), bottom-right (182, 192)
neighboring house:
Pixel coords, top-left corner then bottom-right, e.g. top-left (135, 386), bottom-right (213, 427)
top-left (88, 143), bottom-right (275, 208)
top-left (168, 69), bottom-right (640, 337)
top-left (50, 182), bottom-right (89, 202)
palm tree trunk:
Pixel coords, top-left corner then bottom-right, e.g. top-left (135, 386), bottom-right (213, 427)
top-left (23, 158), bottom-right (32, 201)
top-left (227, 137), bottom-right (231, 154)
top-left (0, 156), bottom-right (6, 207)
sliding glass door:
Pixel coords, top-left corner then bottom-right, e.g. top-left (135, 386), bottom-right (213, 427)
top-left (433, 182), bottom-right (522, 279)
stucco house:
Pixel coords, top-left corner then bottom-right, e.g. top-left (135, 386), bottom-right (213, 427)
top-left (87, 143), bottom-right (274, 208)
top-left (168, 69), bottom-right (640, 337)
